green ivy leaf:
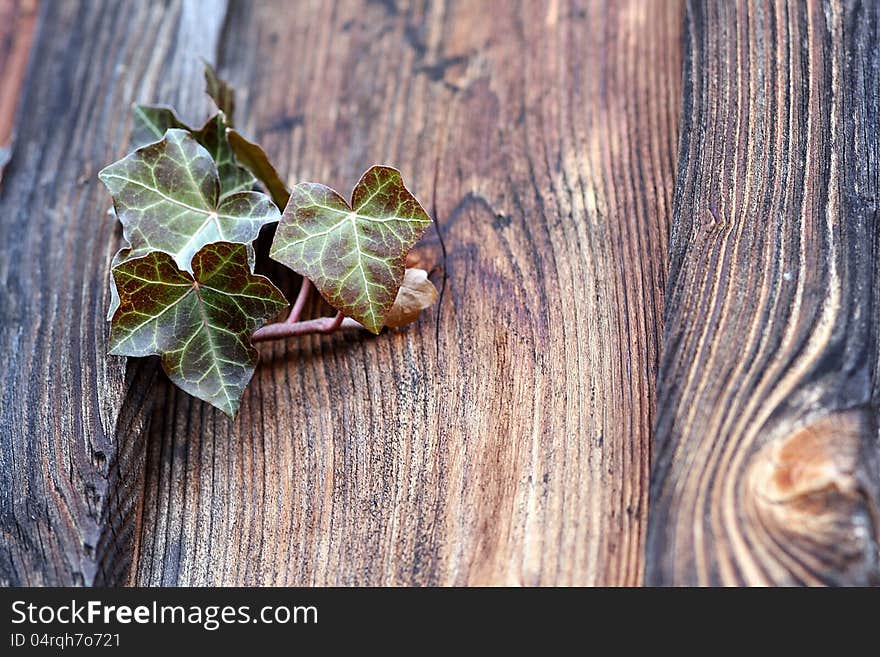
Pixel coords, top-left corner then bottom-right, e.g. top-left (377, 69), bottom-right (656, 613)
top-left (228, 129), bottom-right (290, 209)
top-left (107, 239), bottom-right (257, 321)
top-left (99, 128), bottom-right (277, 272)
top-left (109, 242), bottom-right (287, 416)
top-left (131, 106), bottom-right (255, 199)
top-left (131, 104), bottom-right (187, 148)
top-left (197, 114), bottom-right (256, 199)
top-left (204, 61), bottom-right (235, 125)
top-left (269, 166), bottom-right (432, 333)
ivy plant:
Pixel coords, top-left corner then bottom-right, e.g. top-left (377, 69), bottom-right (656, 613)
top-left (101, 64), bottom-right (437, 417)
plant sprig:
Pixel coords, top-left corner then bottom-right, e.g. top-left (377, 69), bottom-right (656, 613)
top-left (100, 63), bottom-right (438, 417)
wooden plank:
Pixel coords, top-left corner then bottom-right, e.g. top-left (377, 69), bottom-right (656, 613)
top-left (0, 0), bottom-right (229, 586)
top-left (647, 0), bottom-right (880, 585)
top-left (130, 0), bottom-right (682, 586)
top-left (0, 0), bottom-right (38, 174)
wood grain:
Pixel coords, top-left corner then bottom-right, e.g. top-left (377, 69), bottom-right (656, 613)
top-left (127, 0), bottom-right (683, 586)
top-left (647, 0), bottom-right (880, 585)
top-left (0, 0), bottom-right (38, 175)
top-left (0, 0), bottom-right (229, 586)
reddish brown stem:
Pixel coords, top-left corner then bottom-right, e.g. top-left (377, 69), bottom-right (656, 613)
top-left (252, 312), bottom-right (360, 342)
top-left (286, 277), bottom-right (311, 323)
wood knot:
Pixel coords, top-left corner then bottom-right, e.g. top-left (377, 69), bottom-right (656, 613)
top-left (745, 411), bottom-right (880, 584)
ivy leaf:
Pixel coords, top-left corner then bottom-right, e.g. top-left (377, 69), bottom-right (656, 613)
top-left (109, 242), bottom-right (287, 416)
top-left (131, 106), bottom-right (254, 199)
top-left (204, 61), bottom-right (235, 125)
top-left (107, 239), bottom-right (257, 320)
top-left (384, 268), bottom-right (439, 328)
top-left (196, 114), bottom-right (256, 199)
top-left (99, 128), bottom-right (278, 271)
top-left (131, 104), bottom-right (187, 148)
top-left (269, 166), bottom-right (432, 333)
top-left (228, 129), bottom-right (290, 208)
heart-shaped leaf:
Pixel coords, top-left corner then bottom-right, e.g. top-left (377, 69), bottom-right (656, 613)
top-left (269, 166), bottom-right (432, 333)
top-left (109, 242), bottom-right (287, 416)
top-left (99, 128), bottom-right (277, 272)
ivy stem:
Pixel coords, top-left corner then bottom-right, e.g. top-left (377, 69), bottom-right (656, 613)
top-left (286, 277), bottom-right (312, 324)
top-left (252, 311), bottom-right (360, 343)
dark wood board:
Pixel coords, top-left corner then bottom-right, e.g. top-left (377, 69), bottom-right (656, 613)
top-left (0, 0), bottom-right (230, 586)
top-left (647, 0), bottom-right (880, 585)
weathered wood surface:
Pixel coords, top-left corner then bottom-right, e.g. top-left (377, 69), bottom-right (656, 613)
top-left (0, 0), bottom-right (37, 174)
top-left (128, 0), bottom-right (682, 586)
top-left (647, 0), bottom-right (880, 585)
top-left (6, 0), bottom-right (875, 588)
top-left (0, 0), bottom-right (229, 586)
